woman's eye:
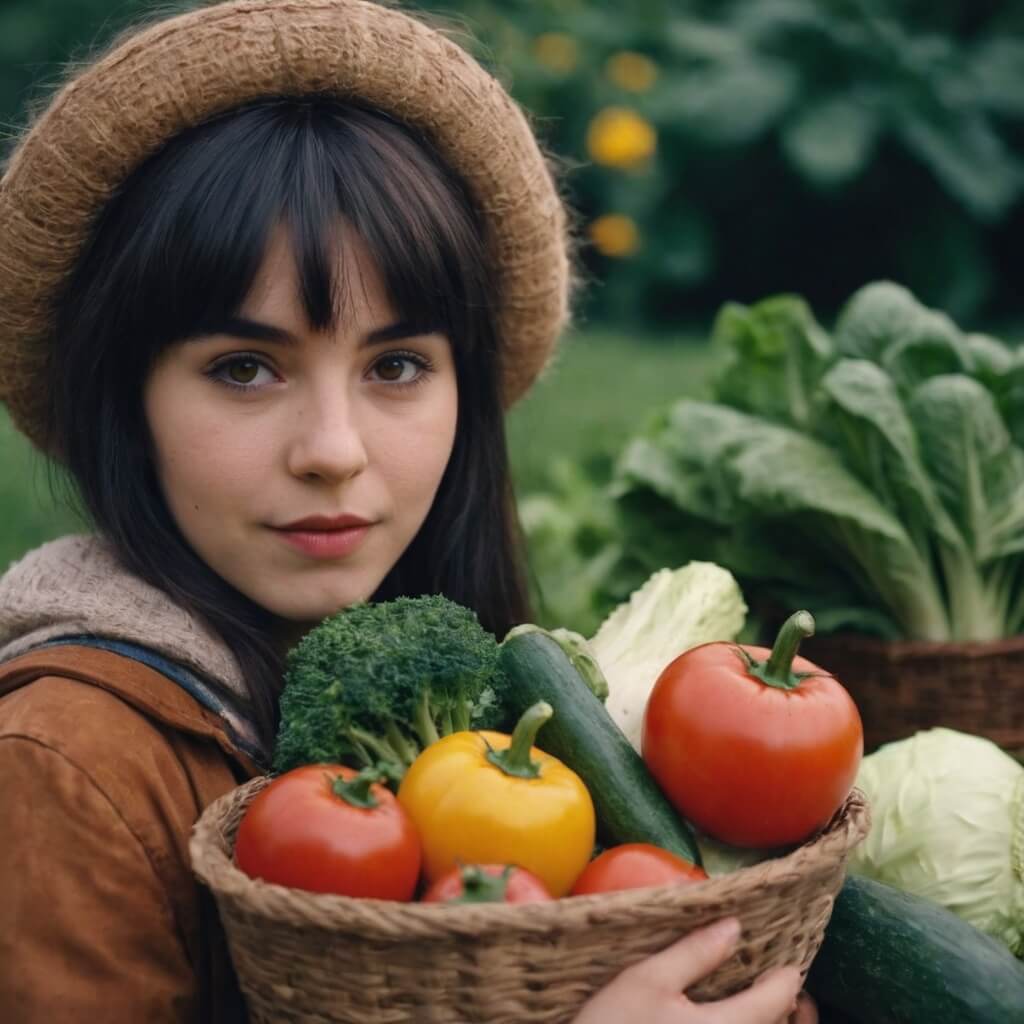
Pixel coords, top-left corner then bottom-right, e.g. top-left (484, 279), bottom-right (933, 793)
top-left (207, 355), bottom-right (276, 391)
top-left (371, 353), bottom-right (431, 386)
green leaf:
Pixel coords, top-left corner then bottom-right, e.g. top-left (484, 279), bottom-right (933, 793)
top-left (897, 108), bottom-right (1024, 221)
top-left (711, 294), bottom-right (835, 430)
top-left (965, 333), bottom-right (1016, 394)
top-left (646, 59), bottom-right (798, 144)
top-left (834, 281), bottom-right (971, 389)
top-left (908, 374), bottom-right (1024, 566)
top-left (781, 96), bottom-right (880, 187)
top-left (969, 36), bottom-right (1024, 118)
top-left (879, 326), bottom-right (973, 393)
top-left (617, 399), bottom-right (950, 640)
top-left (820, 358), bottom-right (964, 553)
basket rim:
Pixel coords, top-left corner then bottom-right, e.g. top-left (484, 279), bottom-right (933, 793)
top-left (190, 779), bottom-right (869, 940)
top-left (804, 631), bottom-right (1024, 659)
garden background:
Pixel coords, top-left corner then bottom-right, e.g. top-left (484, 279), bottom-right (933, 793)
top-left (2, 0), bottom-right (1024, 634)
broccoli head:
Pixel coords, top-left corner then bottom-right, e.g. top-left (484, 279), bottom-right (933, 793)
top-left (272, 595), bottom-right (507, 778)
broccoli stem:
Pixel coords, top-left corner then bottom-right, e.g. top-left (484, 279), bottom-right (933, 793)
top-left (384, 720), bottom-right (420, 767)
top-left (451, 697), bottom-right (471, 733)
top-left (413, 688), bottom-right (442, 749)
top-left (348, 726), bottom-right (407, 770)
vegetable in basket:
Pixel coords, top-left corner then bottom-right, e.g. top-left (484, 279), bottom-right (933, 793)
top-left (272, 596), bottom-right (505, 779)
top-left (643, 610), bottom-right (863, 847)
top-left (422, 864), bottom-right (552, 904)
top-left (498, 626), bottom-right (703, 865)
top-left (570, 844), bottom-right (708, 896)
top-left (847, 727), bottom-right (1024, 956)
top-left (234, 764), bottom-right (421, 900)
top-left (397, 701), bottom-right (595, 897)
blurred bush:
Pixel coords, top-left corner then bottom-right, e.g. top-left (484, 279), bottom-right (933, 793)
top-left (2, 0), bottom-right (1022, 328)
top-left (434, 0), bottom-right (1024, 325)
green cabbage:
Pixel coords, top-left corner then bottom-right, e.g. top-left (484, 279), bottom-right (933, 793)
top-left (849, 727), bottom-right (1024, 956)
top-left (588, 561), bottom-right (747, 750)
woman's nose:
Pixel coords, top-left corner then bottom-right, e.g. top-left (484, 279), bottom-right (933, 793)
top-left (285, 389), bottom-right (370, 483)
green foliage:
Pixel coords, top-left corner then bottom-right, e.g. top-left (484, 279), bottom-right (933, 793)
top-left (610, 281), bottom-right (1024, 642)
top-left (434, 0), bottom-right (1024, 323)
top-left (272, 596), bottom-right (506, 777)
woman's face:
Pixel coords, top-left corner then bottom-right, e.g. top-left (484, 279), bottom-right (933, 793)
top-left (143, 224), bottom-right (458, 636)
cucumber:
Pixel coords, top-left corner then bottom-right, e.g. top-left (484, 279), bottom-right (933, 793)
top-left (497, 629), bottom-right (702, 865)
top-left (807, 874), bottom-right (1024, 1023)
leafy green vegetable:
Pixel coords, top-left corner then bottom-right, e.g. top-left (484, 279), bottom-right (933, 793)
top-left (608, 281), bottom-right (1024, 641)
top-left (849, 728), bottom-right (1024, 957)
top-left (711, 294), bottom-right (834, 430)
top-left (586, 561), bottom-right (747, 751)
top-left (272, 596), bottom-right (505, 778)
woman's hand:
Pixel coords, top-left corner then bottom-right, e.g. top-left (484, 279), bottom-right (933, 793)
top-left (572, 918), bottom-right (818, 1024)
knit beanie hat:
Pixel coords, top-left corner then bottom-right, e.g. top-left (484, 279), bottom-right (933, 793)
top-left (0, 0), bottom-right (576, 457)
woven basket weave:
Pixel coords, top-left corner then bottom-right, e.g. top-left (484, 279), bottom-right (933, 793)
top-left (190, 777), bottom-right (869, 1023)
top-left (803, 633), bottom-right (1024, 756)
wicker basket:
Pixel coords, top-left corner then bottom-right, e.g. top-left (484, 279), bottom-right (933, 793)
top-left (190, 777), bottom-right (870, 1024)
top-left (802, 632), bottom-right (1024, 756)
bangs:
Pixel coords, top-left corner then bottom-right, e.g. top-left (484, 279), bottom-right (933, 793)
top-left (70, 96), bottom-right (491, 371)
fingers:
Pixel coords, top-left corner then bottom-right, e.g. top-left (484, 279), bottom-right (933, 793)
top-left (791, 992), bottom-right (818, 1024)
top-left (625, 917), bottom-right (742, 992)
top-left (701, 965), bottom-right (803, 1024)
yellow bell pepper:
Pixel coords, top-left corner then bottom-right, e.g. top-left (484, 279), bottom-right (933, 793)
top-left (397, 701), bottom-right (595, 897)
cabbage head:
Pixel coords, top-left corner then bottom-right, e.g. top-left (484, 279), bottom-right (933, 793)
top-left (849, 727), bottom-right (1024, 957)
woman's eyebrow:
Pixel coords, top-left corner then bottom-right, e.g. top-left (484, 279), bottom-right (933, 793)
top-left (196, 316), bottom-right (434, 346)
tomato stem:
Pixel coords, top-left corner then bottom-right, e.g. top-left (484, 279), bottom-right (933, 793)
top-left (484, 701), bottom-right (552, 779)
top-left (329, 765), bottom-right (393, 809)
top-left (744, 610), bottom-right (817, 690)
top-left (446, 865), bottom-right (513, 904)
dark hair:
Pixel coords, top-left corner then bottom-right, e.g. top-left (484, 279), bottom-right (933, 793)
top-left (44, 95), bottom-right (531, 757)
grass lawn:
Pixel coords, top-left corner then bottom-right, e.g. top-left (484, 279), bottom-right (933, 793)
top-left (0, 327), bottom-right (714, 570)
top-left (507, 327), bottom-right (714, 494)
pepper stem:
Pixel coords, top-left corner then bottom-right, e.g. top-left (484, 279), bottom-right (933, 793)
top-left (744, 610), bottom-right (816, 691)
top-left (484, 701), bottom-right (552, 779)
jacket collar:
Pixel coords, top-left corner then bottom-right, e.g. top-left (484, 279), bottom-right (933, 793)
top-left (0, 533), bottom-right (264, 762)
top-left (0, 643), bottom-right (262, 776)
top-left (0, 533), bottom-right (251, 700)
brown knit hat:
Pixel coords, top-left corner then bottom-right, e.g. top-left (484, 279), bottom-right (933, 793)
top-left (0, 0), bottom-right (575, 457)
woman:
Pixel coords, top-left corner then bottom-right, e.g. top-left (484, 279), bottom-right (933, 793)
top-left (0, 1), bottom-right (815, 1021)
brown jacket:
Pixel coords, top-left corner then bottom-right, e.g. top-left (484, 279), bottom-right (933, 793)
top-left (0, 643), bottom-right (261, 1023)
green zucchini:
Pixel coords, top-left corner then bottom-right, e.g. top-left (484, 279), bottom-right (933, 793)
top-left (807, 874), bottom-right (1024, 1023)
top-left (497, 629), bottom-right (702, 865)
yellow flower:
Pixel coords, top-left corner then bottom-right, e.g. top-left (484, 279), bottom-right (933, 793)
top-left (586, 107), bottom-right (657, 168)
top-left (589, 214), bottom-right (640, 257)
top-left (533, 33), bottom-right (578, 74)
top-left (605, 51), bottom-right (658, 93)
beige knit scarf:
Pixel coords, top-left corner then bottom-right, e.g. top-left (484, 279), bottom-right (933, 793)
top-left (0, 533), bottom-right (256, 732)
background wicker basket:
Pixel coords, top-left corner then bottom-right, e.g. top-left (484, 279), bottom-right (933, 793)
top-left (802, 633), bottom-right (1024, 757)
top-left (190, 776), bottom-right (870, 1024)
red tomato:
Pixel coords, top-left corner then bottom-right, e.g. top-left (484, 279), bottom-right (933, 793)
top-left (642, 611), bottom-right (863, 848)
top-left (234, 764), bottom-right (422, 900)
top-left (422, 864), bottom-right (553, 904)
top-left (570, 844), bottom-right (708, 895)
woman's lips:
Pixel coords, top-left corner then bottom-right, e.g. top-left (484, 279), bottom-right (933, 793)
top-left (274, 525), bottom-right (371, 559)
